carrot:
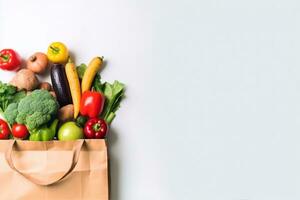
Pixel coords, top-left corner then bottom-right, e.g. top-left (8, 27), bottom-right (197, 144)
top-left (65, 58), bottom-right (81, 118)
top-left (81, 57), bottom-right (103, 93)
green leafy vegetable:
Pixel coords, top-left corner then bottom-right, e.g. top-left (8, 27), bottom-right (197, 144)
top-left (12, 91), bottom-right (26, 103)
top-left (9, 90), bottom-right (59, 130)
top-left (0, 81), bottom-right (26, 124)
top-left (76, 63), bottom-right (87, 79)
top-left (101, 81), bottom-right (125, 124)
top-left (0, 81), bottom-right (24, 112)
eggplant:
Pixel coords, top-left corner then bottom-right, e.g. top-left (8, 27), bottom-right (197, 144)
top-left (50, 64), bottom-right (72, 106)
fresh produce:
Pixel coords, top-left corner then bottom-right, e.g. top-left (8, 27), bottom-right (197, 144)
top-left (0, 82), bottom-right (26, 122)
top-left (81, 57), bottom-right (104, 93)
top-left (12, 124), bottom-right (29, 139)
top-left (0, 82), bottom-right (25, 112)
top-left (78, 63), bottom-right (125, 123)
top-left (10, 69), bottom-right (39, 91)
top-left (38, 82), bottom-right (52, 91)
top-left (26, 52), bottom-right (48, 74)
top-left (65, 58), bottom-right (81, 118)
top-left (49, 91), bottom-right (57, 99)
top-left (0, 49), bottom-right (21, 71)
top-left (5, 90), bottom-right (59, 130)
top-left (76, 64), bottom-right (87, 79)
top-left (58, 104), bottom-right (74, 122)
top-left (29, 119), bottom-right (58, 141)
top-left (4, 103), bottom-right (18, 125)
top-left (0, 42), bottom-right (126, 141)
top-left (47, 42), bottom-right (69, 64)
top-left (100, 81), bottom-right (125, 124)
top-left (50, 63), bottom-right (72, 106)
top-left (0, 119), bottom-right (10, 139)
top-left (84, 118), bottom-right (108, 139)
top-left (80, 91), bottom-right (105, 118)
top-left (76, 115), bottom-right (88, 127)
top-left (77, 63), bottom-right (102, 91)
top-left (58, 121), bottom-right (84, 141)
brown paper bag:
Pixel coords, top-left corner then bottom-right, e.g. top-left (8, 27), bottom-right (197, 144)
top-left (0, 139), bottom-right (109, 200)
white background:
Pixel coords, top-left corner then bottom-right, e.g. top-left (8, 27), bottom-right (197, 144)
top-left (1, 0), bottom-right (300, 199)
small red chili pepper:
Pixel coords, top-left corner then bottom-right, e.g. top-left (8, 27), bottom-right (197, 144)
top-left (84, 118), bottom-right (108, 139)
top-left (80, 91), bottom-right (105, 118)
top-left (0, 49), bottom-right (22, 71)
top-left (0, 119), bottom-right (11, 139)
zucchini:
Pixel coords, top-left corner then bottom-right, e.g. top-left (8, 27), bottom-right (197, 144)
top-left (50, 63), bottom-right (72, 106)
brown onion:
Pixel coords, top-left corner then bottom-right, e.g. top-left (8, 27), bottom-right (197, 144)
top-left (26, 52), bottom-right (48, 74)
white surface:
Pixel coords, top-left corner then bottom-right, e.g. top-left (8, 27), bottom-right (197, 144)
top-left (1, 0), bottom-right (300, 199)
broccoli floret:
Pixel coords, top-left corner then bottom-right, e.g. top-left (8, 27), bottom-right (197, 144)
top-left (15, 90), bottom-right (59, 130)
top-left (4, 103), bottom-right (18, 125)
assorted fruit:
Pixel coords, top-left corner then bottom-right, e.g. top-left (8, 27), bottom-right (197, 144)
top-left (0, 42), bottom-right (125, 141)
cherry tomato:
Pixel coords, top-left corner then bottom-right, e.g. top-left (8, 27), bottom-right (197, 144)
top-left (0, 119), bottom-right (11, 139)
top-left (12, 124), bottom-right (29, 139)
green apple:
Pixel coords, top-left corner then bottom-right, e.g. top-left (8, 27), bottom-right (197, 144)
top-left (58, 122), bottom-right (84, 141)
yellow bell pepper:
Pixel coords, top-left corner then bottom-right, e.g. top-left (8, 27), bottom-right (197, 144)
top-left (47, 42), bottom-right (69, 63)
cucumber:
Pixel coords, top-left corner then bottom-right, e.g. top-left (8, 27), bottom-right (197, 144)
top-left (50, 64), bottom-right (72, 106)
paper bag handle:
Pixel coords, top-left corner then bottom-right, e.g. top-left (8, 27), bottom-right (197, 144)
top-left (4, 140), bottom-right (84, 186)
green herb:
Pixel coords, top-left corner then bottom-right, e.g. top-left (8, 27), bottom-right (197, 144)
top-left (76, 63), bottom-right (87, 79)
top-left (101, 81), bottom-right (125, 124)
top-left (0, 81), bottom-right (25, 112)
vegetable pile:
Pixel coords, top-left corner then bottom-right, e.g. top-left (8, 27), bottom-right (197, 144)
top-left (0, 42), bottom-right (125, 141)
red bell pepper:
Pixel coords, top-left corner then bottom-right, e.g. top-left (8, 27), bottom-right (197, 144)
top-left (84, 118), bottom-right (108, 139)
top-left (0, 49), bottom-right (21, 71)
top-left (80, 91), bottom-right (105, 118)
top-left (0, 119), bottom-right (11, 139)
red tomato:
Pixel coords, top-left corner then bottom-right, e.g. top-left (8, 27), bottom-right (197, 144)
top-left (0, 119), bottom-right (11, 139)
top-left (12, 124), bottom-right (29, 139)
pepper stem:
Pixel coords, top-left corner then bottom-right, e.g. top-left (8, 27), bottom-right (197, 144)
top-left (93, 123), bottom-right (101, 132)
top-left (50, 46), bottom-right (59, 53)
top-left (0, 54), bottom-right (9, 61)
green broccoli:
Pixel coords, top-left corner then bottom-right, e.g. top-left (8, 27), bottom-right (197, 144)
top-left (11, 90), bottom-right (59, 130)
top-left (4, 103), bottom-right (18, 125)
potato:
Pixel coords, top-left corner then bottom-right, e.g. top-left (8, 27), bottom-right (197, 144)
top-left (39, 82), bottom-right (52, 91)
top-left (10, 69), bottom-right (39, 91)
top-left (49, 91), bottom-right (57, 99)
top-left (58, 104), bottom-right (74, 122)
